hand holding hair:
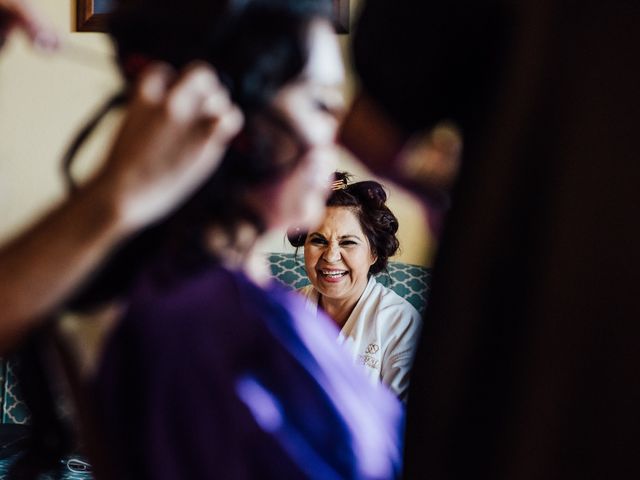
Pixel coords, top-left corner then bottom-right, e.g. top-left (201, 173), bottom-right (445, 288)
top-left (90, 61), bottom-right (244, 235)
top-left (0, 62), bottom-right (242, 351)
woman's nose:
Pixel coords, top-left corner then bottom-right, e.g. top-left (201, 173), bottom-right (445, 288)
top-left (323, 243), bottom-right (341, 263)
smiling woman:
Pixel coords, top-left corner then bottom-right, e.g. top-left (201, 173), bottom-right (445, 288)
top-left (293, 172), bottom-right (423, 401)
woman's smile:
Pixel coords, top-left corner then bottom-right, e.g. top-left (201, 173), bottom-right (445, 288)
top-left (318, 268), bottom-right (349, 282)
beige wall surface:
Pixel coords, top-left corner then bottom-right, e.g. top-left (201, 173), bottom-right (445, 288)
top-left (0, 0), bottom-right (433, 267)
top-left (0, 0), bottom-right (120, 241)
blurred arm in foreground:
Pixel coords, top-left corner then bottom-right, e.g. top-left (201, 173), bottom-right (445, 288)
top-left (0, 1), bottom-right (242, 352)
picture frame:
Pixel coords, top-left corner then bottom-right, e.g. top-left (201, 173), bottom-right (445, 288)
top-left (77, 0), bottom-right (350, 34)
top-left (76, 0), bottom-right (111, 32)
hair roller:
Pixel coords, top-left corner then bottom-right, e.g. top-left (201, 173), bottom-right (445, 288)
top-left (287, 226), bottom-right (307, 247)
top-left (361, 182), bottom-right (387, 206)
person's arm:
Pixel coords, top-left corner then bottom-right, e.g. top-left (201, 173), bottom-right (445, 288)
top-left (0, 0), bottom-right (58, 50)
top-left (0, 63), bottom-right (243, 353)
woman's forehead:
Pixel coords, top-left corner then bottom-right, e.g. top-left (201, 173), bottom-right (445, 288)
top-left (317, 207), bottom-right (363, 233)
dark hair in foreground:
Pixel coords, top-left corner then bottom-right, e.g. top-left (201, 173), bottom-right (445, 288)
top-left (68, 0), bottom-right (331, 309)
top-left (289, 171), bottom-right (400, 275)
top-left (10, 0), bottom-right (332, 478)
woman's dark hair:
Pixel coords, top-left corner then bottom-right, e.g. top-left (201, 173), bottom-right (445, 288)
top-left (289, 172), bottom-right (400, 275)
top-left (66, 0), bottom-right (332, 309)
top-left (11, 1), bottom-right (332, 478)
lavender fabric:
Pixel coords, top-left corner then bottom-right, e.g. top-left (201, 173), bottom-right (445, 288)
top-left (92, 264), bottom-right (402, 480)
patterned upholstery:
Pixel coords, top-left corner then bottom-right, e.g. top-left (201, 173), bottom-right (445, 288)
top-left (268, 253), bottom-right (431, 314)
top-left (0, 359), bottom-right (30, 425)
top-left (0, 253), bottom-right (430, 478)
top-left (0, 456), bottom-right (92, 480)
top-left (0, 361), bottom-right (91, 479)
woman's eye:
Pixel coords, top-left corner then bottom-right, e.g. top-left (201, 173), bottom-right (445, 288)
top-left (341, 241), bottom-right (357, 246)
top-left (310, 238), bottom-right (327, 245)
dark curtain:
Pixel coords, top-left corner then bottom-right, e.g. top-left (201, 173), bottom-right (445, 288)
top-left (354, 1), bottom-right (640, 478)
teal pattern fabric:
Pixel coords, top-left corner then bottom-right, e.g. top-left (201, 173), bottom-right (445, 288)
top-left (0, 456), bottom-right (93, 480)
top-left (268, 253), bottom-right (431, 314)
top-left (0, 360), bottom-right (3, 422)
top-left (1, 359), bottom-right (30, 425)
top-left (0, 363), bottom-right (92, 479)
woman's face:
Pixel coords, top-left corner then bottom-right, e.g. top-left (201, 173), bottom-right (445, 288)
top-left (250, 18), bottom-right (345, 230)
top-left (304, 206), bottom-right (377, 305)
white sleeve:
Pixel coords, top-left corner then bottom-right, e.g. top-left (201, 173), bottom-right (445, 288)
top-left (380, 307), bottom-right (423, 402)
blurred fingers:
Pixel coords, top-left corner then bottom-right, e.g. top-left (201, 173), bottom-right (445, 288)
top-left (165, 62), bottom-right (222, 121)
top-left (134, 62), bottom-right (175, 105)
top-left (209, 104), bottom-right (244, 141)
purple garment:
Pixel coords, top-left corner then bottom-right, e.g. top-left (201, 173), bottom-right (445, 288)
top-left (92, 264), bottom-right (402, 480)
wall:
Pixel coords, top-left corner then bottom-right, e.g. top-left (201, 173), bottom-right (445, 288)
top-left (0, 0), bottom-right (120, 240)
top-left (0, 0), bottom-right (434, 267)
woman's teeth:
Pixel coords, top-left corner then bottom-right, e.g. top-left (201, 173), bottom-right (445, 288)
top-left (320, 269), bottom-right (347, 278)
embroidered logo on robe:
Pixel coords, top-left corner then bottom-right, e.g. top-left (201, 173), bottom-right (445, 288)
top-left (359, 343), bottom-right (380, 369)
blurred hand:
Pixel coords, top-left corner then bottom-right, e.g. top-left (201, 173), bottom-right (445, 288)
top-left (0, 0), bottom-right (58, 51)
top-left (92, 62), bottom-right (244, 233)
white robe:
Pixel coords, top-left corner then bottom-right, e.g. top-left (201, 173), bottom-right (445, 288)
top-left (299, 276), bottom-right (422, 401)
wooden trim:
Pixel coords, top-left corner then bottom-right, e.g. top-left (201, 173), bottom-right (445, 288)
top-left (76, 0), bottom-right (109, 32)
top-left (76, 0), bottom-right (350, 34)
